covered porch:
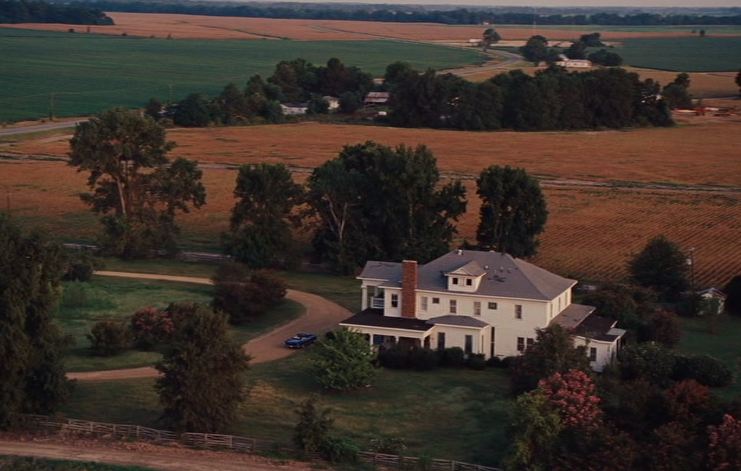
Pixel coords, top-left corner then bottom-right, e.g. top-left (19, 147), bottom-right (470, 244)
top-left (339, 309), bottom-right (434, 349)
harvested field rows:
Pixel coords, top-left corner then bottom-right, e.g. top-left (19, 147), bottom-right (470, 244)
top-left (9, 121), bottom-right (741, 187)
top-left (3, 12), bottom-right (736, 41)
top-left (1, 160), bottom-right (738, 287)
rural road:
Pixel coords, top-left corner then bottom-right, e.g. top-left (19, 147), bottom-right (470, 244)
top-left (67, 271), bottom-right (351, 381)
top-left (0, 119), bottom-right (84, 137)
top-left (0, 438), bottom-right (312, 470)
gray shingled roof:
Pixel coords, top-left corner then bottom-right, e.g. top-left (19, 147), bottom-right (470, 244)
top-left (427, 315), bottom-right (489, 329)
top-left (341, 309), bottom-right (433, 332)
top-left (573, 315), bottom-right (624, 342)
top-left (358, 250), bottom-right (575, 301)
top-left (446, 260), bottom-right (486, 277)
top-left (550, 304), bottom-right (595, 330)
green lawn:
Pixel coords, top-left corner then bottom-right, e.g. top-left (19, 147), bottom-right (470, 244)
top-left (62, 354), bottom-right (512, 466)
top-left (0, 456), bottom-right (153, 471)
top-left (1, 28), bottom-right (484, 122)
top-left (0, 456), bottom-right (152, 471)
top-left (616, 37), bottom-right (741, 72)
top-left (97, 257), bottom-right (361, 312)
top-left (59, 276), bottom-right (303, 371)
top-left (678, 314), bottom-right (741, 399)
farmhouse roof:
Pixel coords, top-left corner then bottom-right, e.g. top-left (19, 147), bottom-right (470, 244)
top-left (549, 303), bottom-right (595, 330)
top-left (698, 287), bottom-right (726, 299)
top-left (341, 309), bottom-right (432, 332)
top-left (427, 315), bottom-right (489, 329)
top-left (446, 260), bottom-right (486, 277)
top-left (573, 315), bottom-right (625, 342)
top-left (358, 250), bottom-right (576, 301)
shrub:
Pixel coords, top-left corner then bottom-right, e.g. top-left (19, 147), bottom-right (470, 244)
top-left (212, 265), bottom-right (287, 325)
top-left (319, 436), bottom-right (360, 464)
top-left (130, 307), bottom-right (175, 349)
top-left (378, 346), bottom-right (410, 369)
top-left (646, 309), bottom-right (681, 347)
top-left (294, 397), bottom-right (333, 454)
top-left (673, 354), bottom-right (732, 387)
top-left (619, 342), bottom-right (677, 386)
top-left (63, 253), bottom-right (99, 282)
top-left (368, 435), bottom-right (407, 454)
top-left (86, 320), bottom-right (130, 356)
top-left (467, 354), bottom-right (487, 370)
top-left (440, 347), bottom-right (465, 367)
top-left (312, 329), bottom-right (376, 391)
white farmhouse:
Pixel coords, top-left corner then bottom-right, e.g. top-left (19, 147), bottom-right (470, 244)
top-left (555, 54), bottom-right (592, 68)
top-left (340, 249), bottom-right (626, 372)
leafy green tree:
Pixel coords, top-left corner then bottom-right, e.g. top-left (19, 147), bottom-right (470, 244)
top-left (338, 91), bottom-right (362, 114)
top-left (520, 35), bottom-right (552, 63)
top-left (629, 235), bottom-right (689, 301)
top-left (482, 27), bottom-right (501, 50)
top-left (505, 391), bottom-right (562, 470)
top-left (293, 397), bottom-right (334, 453)
top-left (69, 109), bottom-right (206, 258)
top-left (0, 215), bottom-right (70, 426)
top-left (144, 97), bottom-right (163, 120)
top-left (510, 325), bottom-right (591, 394)
top-left (223, 163), bottom-right (302, 268)
top-left (155, 303), bottom-right (250, 432)
top-left (312, 329), bottom-right (376, 391)
top-left (565, 40), bottom-right (587, 60)
top-left (476, 165), bottom-right (547, 257)
top-left (217, 83), bottom-right (250, 124)
top-left (308, 142), bottom-right (466, 272)
top-left (383, 61), bottom-right (416, 91)
top-left (619, 342), bottom-right (676, 386)
top-left (725, 275), bottom-right (741, 316)
top-left (87, 320), bottom-right (130, 356)
top-left (662, 73), bottom-right (693, 109)
top-left (211, 262), bottom-right (286, 325)
top-left (173, 93), bottom-right (213, 126)
top-left (588, 49), bottom-right (624, 66)
top-left (579, 32), bottom-right (604, 47)
top-left (307, 94), bottom-right (330, 115)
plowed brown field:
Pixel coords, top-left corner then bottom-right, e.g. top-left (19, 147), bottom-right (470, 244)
top-left (1, 12), bottom-right (726, 41)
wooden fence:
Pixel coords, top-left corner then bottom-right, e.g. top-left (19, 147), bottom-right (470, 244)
top-left (17, 414), bottom-right (500, 471)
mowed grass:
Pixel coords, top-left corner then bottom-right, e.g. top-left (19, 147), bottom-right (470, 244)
top-left (0, 456), bottom-right (153, 471)
top-left (617, 37), bottom-right (741, 71)
top-left (0, 28), bottom-right (484, 122)
top-left (62, 354), bottom-right (512, 466)
top-left (59, 276), bottom-right (303, 371)
top-left (678, 315), bottom-right (741, 399)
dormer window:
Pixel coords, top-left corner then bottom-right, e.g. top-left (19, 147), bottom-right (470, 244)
top-left (452, 278), bottom-right (459, 285)
top-left (466, 278), bottom-right (472, 286)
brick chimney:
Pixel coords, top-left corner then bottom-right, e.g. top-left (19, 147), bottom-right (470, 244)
top-left (401, 260), bottom-right (418, 318)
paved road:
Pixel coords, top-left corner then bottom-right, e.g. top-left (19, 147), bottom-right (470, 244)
top-left (67, 271), bottom-right (351, 381)
top-left (0, 438), bottom-right (311, 470)
top-left (0, 120), bottom-right (83, 137)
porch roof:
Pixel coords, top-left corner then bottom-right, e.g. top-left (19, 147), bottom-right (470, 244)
top-left (340, 309), bottom-right (433, 332)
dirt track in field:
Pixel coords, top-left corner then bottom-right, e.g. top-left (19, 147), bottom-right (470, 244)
top-left (67, 271), bottom-right (350, 382)
top-left (0, 437), bottom-right (311, 470)
top-left (3, 12), bottom-right (734, 41)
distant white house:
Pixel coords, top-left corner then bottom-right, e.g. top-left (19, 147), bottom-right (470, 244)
top-left (280, 103), bottom-right (308, 115)
top-left (323, 96), bottom-right (340, 111)
top-left (364, 91), bottom-right (390, 106)
top-left (340, 250), bottom-right (626, 372)
top-left (556, 54), bottom-right (592, 68)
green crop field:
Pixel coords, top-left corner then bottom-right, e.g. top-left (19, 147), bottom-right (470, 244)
top-left (617, 37), bottom-right (741, 72)
top-left (0, 28), bottom-right (484, 122)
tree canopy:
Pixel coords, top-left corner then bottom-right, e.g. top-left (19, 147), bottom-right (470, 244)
top-left (629, 235), bottom-right (689, 301)
top-left (69, 109), bottom-right (206, 258)
top-left (312, 329), bottom-right (376, 391)
top-left (307, 141), bottom-right (466, 272)
top-left (223, 163), bottom-right (303, 268)
top-left (155, 303), bottom-right (250, 432)
top-left (476, 165), bottom-right (547, 258)
top-left (0, 215), bottom-right (69, 426)
top-left (0, 0), bottom-right (112, 24)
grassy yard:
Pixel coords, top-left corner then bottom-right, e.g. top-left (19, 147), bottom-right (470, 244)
top-left (1, 28), bottom-right (484, 122)
top-left (0, 456), bottom-right (153, 471)
top-left (59, 276), bottom-right (302, 371)
top-left (98, 257), bottom-right (361, 312)
top-left (62, 354), bottom-right (512, 466)
top-left (678, 314), bottom-right (741, 399)
top-left (617, 37), bottom-right (741, 72)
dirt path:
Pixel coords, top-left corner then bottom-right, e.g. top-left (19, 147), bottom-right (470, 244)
top-left (67, 271), bottom-right (350, 381)
top-left (0, 437), bottom-right (311, 470)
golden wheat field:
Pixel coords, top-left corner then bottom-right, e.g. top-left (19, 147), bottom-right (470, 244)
top-left (1, 12), bottom-right (725, 41)
top-left (1, 119), bottom-right (739, 286)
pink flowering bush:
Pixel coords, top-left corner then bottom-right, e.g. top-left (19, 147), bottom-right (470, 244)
top-left (538, 369), bottom-right (602, 430)
top-left (707, 414), bottom-right (741, 471)
top-left (130, 307), bottom-right (175, 349)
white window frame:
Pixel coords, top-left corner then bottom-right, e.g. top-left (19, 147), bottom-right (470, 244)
top-left (391, 294), bottom-right (398, 308)
top-left (515, 304), bottom-right (523, 319)
top-left (488, 302), bottom-right (498, 310)
top-left (473, 301), bottom-right (481, 316)
top-left (450, 299), bottom-right (457, 314)
top-left (421, 296), bottom-right (428, 311)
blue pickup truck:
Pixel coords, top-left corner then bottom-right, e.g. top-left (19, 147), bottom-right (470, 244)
top-left (284, 332), bottom-right (318, 349)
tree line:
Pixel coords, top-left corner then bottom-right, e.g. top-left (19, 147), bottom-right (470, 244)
top-left (68, 1), bottom-right (741, 26)
top-left (386, 62), bottom-right (673, 131)
top-left (0, 0), bottom-right (113, 24)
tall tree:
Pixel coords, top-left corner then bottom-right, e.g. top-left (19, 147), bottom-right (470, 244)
top-left (312, 329), bottom-right (376, 391)
top-left (476, 165), bottom-right (547, 257)
top-left (307, 142), bottom-right (466, 272)
top-left (505, 391), bottom-right (562, 470)
top-left (629, 235), bottom-right (689, 301)
top-left (155, 303), bottom-right (250, 432)
top-left (482, 27), bottom-right (501, 51)
top-left (223, 163), bottom-right (302, 268)
top-left (0, 215), bottom-right (69, 426)
top-left (662, 73), bottom-right (693, 109)
top-left (69, 109), bottom-right (206, 258)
